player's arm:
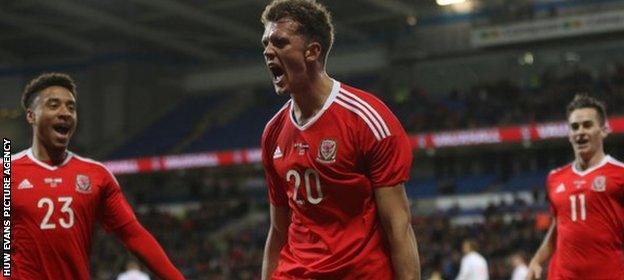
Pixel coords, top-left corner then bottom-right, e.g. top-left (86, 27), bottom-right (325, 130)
top-left (98, 165), bottom-right (184, 280)
top-left (526, 219), bottom-right (556, 280)
top-left (261, 204), bottom-right (290, 280)
top-left (375, 184), bottom-right (420, 280)
top-left (114, 220), bottom-right (185, 280)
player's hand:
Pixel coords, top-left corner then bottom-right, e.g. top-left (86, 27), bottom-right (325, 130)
top-left (525, 261), bottom-right (543, 280)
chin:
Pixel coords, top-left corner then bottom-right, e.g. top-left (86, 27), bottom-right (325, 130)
top-left (49, 137), bottom-right (71, 150)
top-left (577, 149), bottom-right (594, 158)
top-left (274, 88), bottom-right (289, 96)
top-left (52, 143), bottom-right (70, 151)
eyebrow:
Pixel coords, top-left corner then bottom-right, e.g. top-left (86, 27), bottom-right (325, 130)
top-left (569, 120), bottom-right (594, 126)
top-left (262, 33), bottom-right (279, 43)
top-left (45, 97), bottom-right (76, 104)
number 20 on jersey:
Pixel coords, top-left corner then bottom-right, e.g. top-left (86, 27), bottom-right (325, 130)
top-left (286, 169), bottom-right (324, 205)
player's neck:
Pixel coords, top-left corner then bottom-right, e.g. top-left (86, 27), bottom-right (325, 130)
top-left (31, 142), bottom-right (68, 165)
top-left (575, 150), bottom-right (606, 171)
top-left (291, 72), bottom-right (333, 125)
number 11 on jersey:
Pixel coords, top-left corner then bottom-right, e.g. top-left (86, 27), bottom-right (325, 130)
top-left (569, 194), bottom-right (586, 222)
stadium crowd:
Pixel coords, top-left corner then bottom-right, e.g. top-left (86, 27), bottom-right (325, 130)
top-left (388, 66), bottom-right (624, 133)
top-left (415, 207), bottom-right (545, 279)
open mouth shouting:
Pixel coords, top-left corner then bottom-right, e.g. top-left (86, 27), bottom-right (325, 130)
top-left (268, 63), bottom-right (286, 86)
top-left (52, 122), bottom-right (73, 142)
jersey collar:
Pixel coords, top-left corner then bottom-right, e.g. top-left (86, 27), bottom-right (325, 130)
top-left (26, 148), bottom-right (74, 171)
top-left (571, 154), bottom-right (611, 177)
top-left (289, 79), bottom-right (340, 131)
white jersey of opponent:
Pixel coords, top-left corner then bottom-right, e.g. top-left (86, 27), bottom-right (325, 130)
top-left (456, 252), bottom-right (489, 280)
top-left (510, 264), bottom-right (528, 280)
top-left (117, 269), bottom-right (150, 280)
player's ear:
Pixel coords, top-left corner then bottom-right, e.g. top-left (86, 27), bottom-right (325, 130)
top-left (305, 42), bottom-right (322, 63)
top-left (600, 122), bottom-right (610, 138)
top-left (26, 107), bottom-right (35, 125)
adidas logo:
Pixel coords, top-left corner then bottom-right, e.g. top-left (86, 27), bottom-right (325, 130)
top-left (18, 179), bottom-right (33, 190)
top-left (273, 146), bottom-right (283, 159)
top-left (555, 183), bottom-right (565, 193)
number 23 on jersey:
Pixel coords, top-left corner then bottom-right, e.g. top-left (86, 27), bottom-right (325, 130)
top-left (37, 196), bottom-right (75, 229)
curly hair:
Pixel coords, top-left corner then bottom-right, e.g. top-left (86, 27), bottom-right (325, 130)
top-left (261, 0), bottom-right (335, 64)
top-left (22, 72), bottom-right (77, 110)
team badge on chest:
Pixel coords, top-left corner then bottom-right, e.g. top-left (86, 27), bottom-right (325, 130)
top-left (592, 175), bottom-right (606, 192)
top-left (316, 139), bottom-right (337, 163)
top-left (75, 174), bottom-right (92, 194)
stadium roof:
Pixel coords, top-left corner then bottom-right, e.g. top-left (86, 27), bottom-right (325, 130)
top-left (0, 0), bottom-right (474, 64)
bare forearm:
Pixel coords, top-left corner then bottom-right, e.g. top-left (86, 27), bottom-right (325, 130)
top-left (386, 222), bottom-right (421, 280)
top-left (375, 185), bottom-right (420, 280)
top-left (530, 223), bottom-right (555, 266)
top-left (262, 227), bottom-right (287, 280)
top-left (531, 244), bottom-right (553, 266)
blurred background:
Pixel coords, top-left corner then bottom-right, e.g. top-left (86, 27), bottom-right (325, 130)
top-left (2, 0), bottom-right (624, 279)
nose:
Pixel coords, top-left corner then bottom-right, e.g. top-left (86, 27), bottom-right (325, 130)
top-left (574, 128), bottom-right (588, 139)
top-left (58, 105), bottom-right (72, 119)
top-left (263, 45), bottom-right (275, 60)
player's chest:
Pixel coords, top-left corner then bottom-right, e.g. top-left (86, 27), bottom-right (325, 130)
top-left (271, 126), bottom-right (360, 176)
top-left (549, 172), bottom-right (621, 210)
top-left (13, 168), bottom-right (101, 211)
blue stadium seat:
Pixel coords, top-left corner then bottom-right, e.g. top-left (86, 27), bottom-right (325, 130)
top-left (502, 171), bottom-right (548, 191)
top-left (109, 95), bottom-right (223, 159)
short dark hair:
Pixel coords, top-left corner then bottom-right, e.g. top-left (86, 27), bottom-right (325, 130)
top-left (261, 0), bottom-right (334, 64)
top-left (566, 94), bottom-right (607, 126)
top-left (22, 72), bottom-right (77, 111)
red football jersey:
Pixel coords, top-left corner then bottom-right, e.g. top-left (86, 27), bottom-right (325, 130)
top-left (546, 155), bottom-right (624, 279)
top-left (4, 149), bottom-right (136, 279)
top-left (261, 81), bottom-right (413, 279)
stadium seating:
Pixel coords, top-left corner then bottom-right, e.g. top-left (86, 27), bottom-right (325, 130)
top-left (109, 95), bottom-right (226, 159)
top-left (108, 68), bottom-right (624, 160)
top-left (502, 171), bottom-right (548, 192)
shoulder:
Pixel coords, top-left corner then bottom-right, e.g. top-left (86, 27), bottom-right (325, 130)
top-left (546, 164), bottom-right (572, 192)
top-left (71, 152), bottom-right (116, 178)
top-left (334, 83), bottom-right (401, 141)
top-left (476, 253), bottom-right (488, 264)
top-left (262, 100), bottom-right (290, 156)
top-left (11, 149), bottom-right (29, 162)
top-left (2, 149), bottom-right (37, 167)
top-left (264, 100), bottom-right (290, 130)
top-left (335, 83), bottom-right (395, 118)
top-left (263, 101), bottom-right (290, 138)
top-left (0, 149), bottom-right (28, 170)
top-left (464, 252), bottom-right (485, 263)
top-left (548, 163), bottom-right (572, 178)
top-left (468, 252), bottom-right (485, 260)
top-left (606, 155), bottom-right (624, 170)
top-left (604, 156), bottom-right (624, 184)
top-left (7, 149), bottom-right (29, 165)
